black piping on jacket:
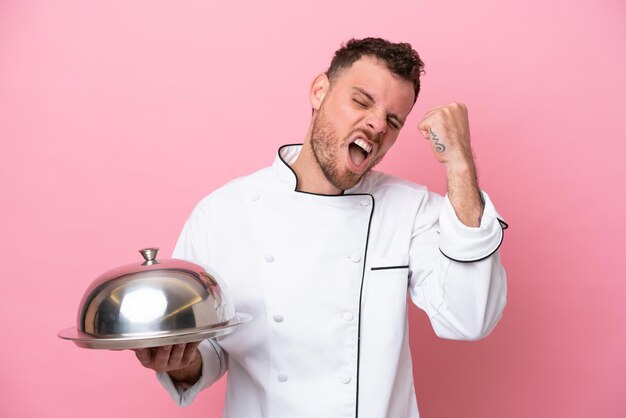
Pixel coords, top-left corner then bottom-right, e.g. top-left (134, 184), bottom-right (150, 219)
top-left (278, 144), bottom-right (375, 418)
top-left (439, 218), bottom-right (508, 263)
top-left (277, 144), bottom-right (508, 416)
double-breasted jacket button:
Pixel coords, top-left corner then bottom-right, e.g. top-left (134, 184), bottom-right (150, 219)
top-left (264, 254), bottom-right (275, 263)
top-left (349, 253), bottom-right (361, 263)
top-left (273, 314), bottom-right (284, 323)
top-left (277, 374), bottom-right (288, 382)
top-left (341, 312), bottom-right (354, 322)
top-left (340, 375), bottom-right (352, 384)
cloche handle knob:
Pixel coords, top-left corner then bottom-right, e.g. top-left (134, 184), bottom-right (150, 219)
top-left (139, 248), bottom-right (159, 264)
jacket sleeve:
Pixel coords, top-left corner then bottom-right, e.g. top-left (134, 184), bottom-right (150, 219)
top-left (155, 339), bottom-right (228, 406)
top-left (154, 205), bottom-right (228, 405)
top-left (408, 190), bottom-right (507, 340)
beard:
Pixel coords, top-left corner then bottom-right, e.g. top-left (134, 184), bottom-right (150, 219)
top-left (310, 105), bottom-right (382, 191)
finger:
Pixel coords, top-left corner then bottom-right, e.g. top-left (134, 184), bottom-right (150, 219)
top-left (181, 342), bottom-right (201, 366)
top-left (133, 348), bottom-right (152, 366)
top-left (417, 114), bottom-right (441, 140)
top-left (168, 344), bottom-right (186, 368)
top-left (417, 119), bottom-right (432, 139)
top-left (424, 104), bottom-right (445, 115)
top-left (421, 105), bottom-right (445, 122)
top-left (153, 345), bottom-right (173, 369)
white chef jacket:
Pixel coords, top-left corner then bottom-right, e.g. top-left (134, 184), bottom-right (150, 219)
top-left (156, 144), bottom-right (507, 418)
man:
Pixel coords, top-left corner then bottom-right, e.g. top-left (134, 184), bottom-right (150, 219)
top-left (134, 38), bottom-right (507, 417)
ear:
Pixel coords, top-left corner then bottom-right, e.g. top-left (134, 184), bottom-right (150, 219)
top-left (309, 73), bottom-right (330, 111)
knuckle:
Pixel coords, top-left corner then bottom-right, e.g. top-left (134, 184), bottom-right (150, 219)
top-left (155, 359), bottom-right (169, 370)
top-left (184, 352), bottom-right (196, 364)
top-left (167, 354), bottom-right (182, 366)
top-left (139, 358), bottom-right (155, 369)
top-left (155, 352), bottom-right (170, 364)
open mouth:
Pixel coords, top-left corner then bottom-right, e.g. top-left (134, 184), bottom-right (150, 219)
top-left (348, 137), bottom-right (372, 167)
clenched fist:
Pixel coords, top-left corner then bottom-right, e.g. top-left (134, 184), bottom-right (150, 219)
top-left (417, 102), bottom-right (474, 168)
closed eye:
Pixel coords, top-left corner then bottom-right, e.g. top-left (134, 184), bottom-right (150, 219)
top-left (353, 98), bottom-right (368, 108)
top-left (387, 118), bottom-right (400, 130)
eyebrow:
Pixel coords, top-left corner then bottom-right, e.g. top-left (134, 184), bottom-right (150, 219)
top-left (351, 87), bottom-right (405, 127)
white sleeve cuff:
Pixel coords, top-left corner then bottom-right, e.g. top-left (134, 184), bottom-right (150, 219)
top-left (438, 191), bottom-right (508, 262)
top-left (155, 339), bottom-right (225, 406)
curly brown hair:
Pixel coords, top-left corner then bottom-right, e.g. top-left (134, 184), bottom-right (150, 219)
top-left (326, 37), bottom-right (425, 102)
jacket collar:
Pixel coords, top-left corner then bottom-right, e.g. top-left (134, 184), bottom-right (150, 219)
top-left (273, 144), bottom-right (366, 195)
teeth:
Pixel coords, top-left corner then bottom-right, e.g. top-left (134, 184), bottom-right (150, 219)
top-left (353, 138), bottom-right (372, 154)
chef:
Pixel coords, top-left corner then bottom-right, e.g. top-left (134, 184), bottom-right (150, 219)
top-left (133, 37), bottom-right (508, 418)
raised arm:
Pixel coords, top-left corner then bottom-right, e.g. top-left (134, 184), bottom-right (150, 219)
top-left (410, 103), bottom-right (507, 339)
top-left (418, 102), bottom-right (484, 227)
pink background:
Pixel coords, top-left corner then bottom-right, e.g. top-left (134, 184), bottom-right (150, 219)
top-left (1, 1), bottom-right (624, 417)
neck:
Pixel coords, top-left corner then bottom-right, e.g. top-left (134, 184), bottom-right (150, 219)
top-left (291, 141), bottom-right (342, 195)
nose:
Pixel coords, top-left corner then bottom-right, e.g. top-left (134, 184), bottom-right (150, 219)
top-left (365, 111), bottom-right (387, 137)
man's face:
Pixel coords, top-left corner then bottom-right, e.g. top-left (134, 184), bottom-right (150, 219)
top-left (309, 56), bottom-right (415, 191)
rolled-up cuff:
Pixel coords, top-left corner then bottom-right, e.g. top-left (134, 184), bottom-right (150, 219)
top-left (438, 191), bottom-right (507, 263)
top-left (155, 339), bottom-right (224, 406)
